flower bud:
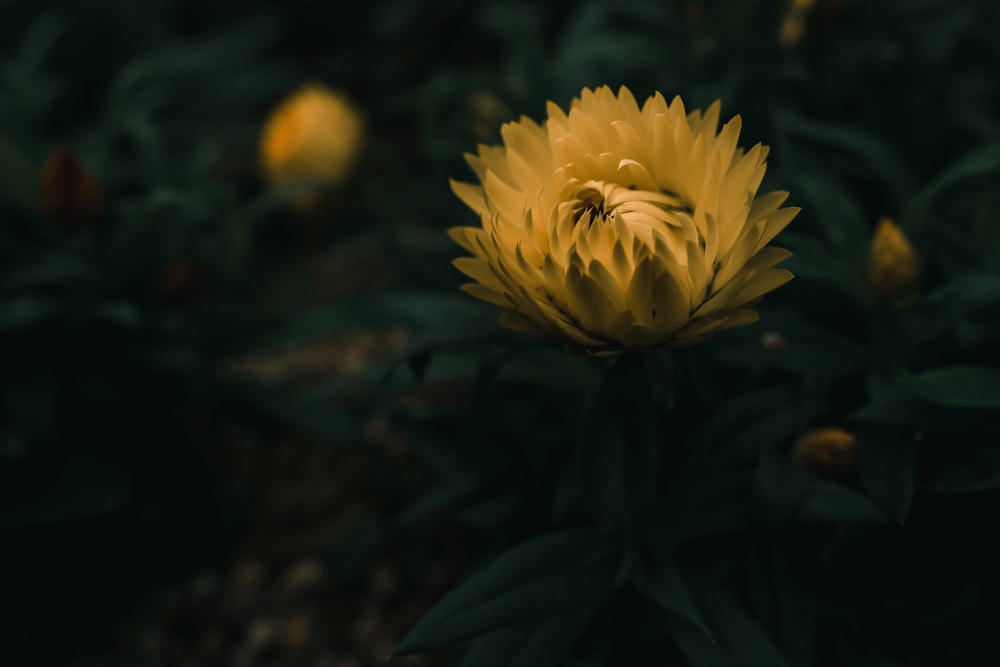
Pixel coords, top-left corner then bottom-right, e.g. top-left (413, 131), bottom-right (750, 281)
top-left (156, 259), bottom-right (210, 305)
top-left (39, 147), bottom-right (104, 230)
top-left (761, 331), bottom-right (787, 352)
top-left (793, 426), bottom-right (858, 477)
top-left (260, 83), bottom-right (364, 207)
top-left (867, 216), bottom-right (920, 302)
top-left (466, 91), bottom-right (508, 141)
top-left (778, 13), bottom-right (807, 49)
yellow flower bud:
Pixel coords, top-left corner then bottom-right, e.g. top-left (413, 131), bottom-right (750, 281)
top-left (260, 83), bottom-right (364, 207)
top-left (39, 146), bottom-right (104, 231)
top-left (778, 13), bottom-right (807, 49)
top-left (467, 92), bottom-right (509, 141)
top-left (793, 426), bottom-right (858, 477)
top-left (867, 216), bottom-right (920, 302)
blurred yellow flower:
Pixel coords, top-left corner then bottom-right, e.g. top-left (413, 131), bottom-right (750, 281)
top-left (793, 426), bottom-right (858, 477)
top-left (868, 216), bottom-right (920, 302)
top-left (449, 85), bottom-right (798, 354)
top-left (467, 91), bottom-right (509, 141)
top-left (260, 84), bottom-right (364, 204)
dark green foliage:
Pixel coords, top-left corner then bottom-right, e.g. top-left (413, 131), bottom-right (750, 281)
top-left (2, 0), bottom-right (1000, 665)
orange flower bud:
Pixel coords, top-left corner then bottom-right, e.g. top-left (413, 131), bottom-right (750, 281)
top-left (156, 259), bottom-right (210, 305)
top-left (793, 426), bottom-right (859, 477)
top-left (867, 216), bottom-right (920, 302)
top-left (761, 331), bottom-right (787, 352)
top-left (39, 147), bottom-right (104, 231)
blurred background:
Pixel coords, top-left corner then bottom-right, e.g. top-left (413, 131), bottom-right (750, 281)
top-left (2, 0), bottom-right (999, 665)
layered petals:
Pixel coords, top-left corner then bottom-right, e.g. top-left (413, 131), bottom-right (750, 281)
top-left (449, 85), bottom-right (799, 354)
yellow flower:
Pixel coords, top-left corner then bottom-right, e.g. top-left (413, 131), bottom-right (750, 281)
top-left (793, 426), bottom-right (858, 477)
top-left (260, 83), bottom-right (364, 205)
top-left (449, 85), bottom-right (798, 354)
top-left (868, 216), bottom-right (920, 302)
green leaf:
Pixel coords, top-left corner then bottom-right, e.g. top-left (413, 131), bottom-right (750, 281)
top-left (229, 383), bottom-right (362, 441)
top-left (674, 578), bottom-right (791, 667)
top-left (780, 112), bottom-right (913, 203)
top-left (394, 529), bottom-right (619, 655)
top-left (458, 604), bottom-right (600, 667)
top-left (2, 254), bottom-right (96, 290)
top-left (668, 618), bottom-right (738, 667)
top-left (906, 141), bottom-right (1000, 222)
top-left (789, 171), bottom-right (869, 256)
top-left (0, 133), bottom-right (38, 213)
top-left (776, 232), bottom-right (868, 304)
top-left (796, 481), bottom-right (890, 525)
top-left (634, 561), bottom-right (715, 642)
top-left (552, 446), bottom-right (584, 523)
top-left (907, 366), bottom-right (1000, 409)
top-left (580, 354), bottom-right (658, 529)
top-left (753, 443), bottom-right (814, 527)
top-left (921, 444), bottom-right (1000, 495)
top-left (0, 296), bottom-right (61, 333)
top-left (395, 310), bottom-right (509, 381)
top-left (857, 422), bottom-right (916, 524)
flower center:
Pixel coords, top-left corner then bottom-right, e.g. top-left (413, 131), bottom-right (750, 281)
top-left (567, 179), bottom-right (693, 233)
top-left (571, 183), bottom-right (615, 227)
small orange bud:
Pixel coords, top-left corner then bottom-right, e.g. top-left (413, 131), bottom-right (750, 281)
top-left (39, 147), bottom-right (104, 230)
top-left (683, 0), bottom-right (704, 28)
top-left (156, 259), bottom-right (210, 305)
top-left (813, 0), bottom-right (845, 25)
top-left (793, 426), bottom-right (859, 477)
top-left (867, 216), bottom-right (920, 302)
top-left (761, 331), bottom-right (787, 352)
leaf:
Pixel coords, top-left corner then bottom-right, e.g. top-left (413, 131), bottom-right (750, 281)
top-left (753, 442), bottom-right (814, 527)
top-left (907, 366), bottom-right (1000, 409)
top-left (551, 446), bottom-right (584, 523)
top-left (229, 383), bottom-right (362, 441)
top-left (772, 231), bottom-right (869, 304)
top-left (857, 422), bottom-right (916, 524)
top-left (633, 561), bottom-right (714, 642)
top-left (395, 310), bottom-right (509, 381)
top-left (668, 618), bottom-right (738, 667)
top-left (921, 444), bottom-right (1000, 495)
top-left (394, 529), bottom-right (619, 654)
top-left (744, 545), bottom-right (817, 667)
top-left (458, 604), bottom-right (600, 667)
top-left (1, 254), bottom-right (96, 290)
top-left (850, 390), bottom-right (929, 424)
top-left (580, 354), bottom-right (658, 529)
top-left (674, 577), bottom-right (791, 667)
top-left (906, 141), bottom-right (1000, 222)
top-left (0, 132), bottom-right (40, 214)
top-left (0, 296), bottom-right (61, 333)
top-left (790, 171), bottom-right (870, 256)
top-left (796, 480), bottom-right (890, 525)
top-left (780, 112), bottom-right (913, 203)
